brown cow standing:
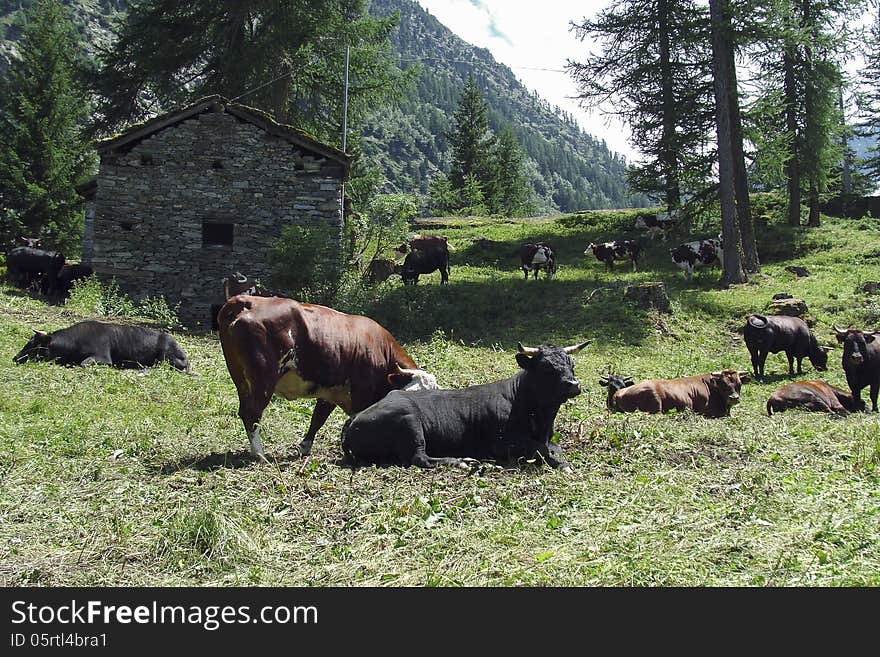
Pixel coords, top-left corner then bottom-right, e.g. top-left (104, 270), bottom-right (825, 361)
top-left (217, 295), bottom-right (438, 459)
top-left (766, 380), bottom-right (864, 416)
top-left (609, 370), bottom-right (750, 418)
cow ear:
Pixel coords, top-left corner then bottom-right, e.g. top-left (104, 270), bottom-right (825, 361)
top-left (833, 327), bottom-right (848, 342)
top-left (738, 371), bottom-right (752, 383)
top-left (866, 334), bottom-right (876, 343)
top-left (516, 353), bottom-right (533, 370)
top-left (599, 378), bottom-right (609, 387)
top-left (710, 371), bottom-right (723, 377)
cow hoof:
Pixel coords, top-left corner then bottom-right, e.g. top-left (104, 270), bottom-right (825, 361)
top-left (559, 464), bottom-right (573, 474)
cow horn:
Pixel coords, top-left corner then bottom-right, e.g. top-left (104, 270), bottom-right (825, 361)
top-left (517, 342), bottom-right (539, 355)
top-left (833, 326), bottom-right (847, 336)
top-left (623, 376), bottom-right (634, 382)
top-left (563, 340), bottom-right (591, 354)
top-left (599, 375), bottom-right (610, 383)
top-left (737, 370), bottom-right (749, 377)
top-left (32, 329), bottom-right (48, 337)
top-left (710, 371), bottom-right (723, 376)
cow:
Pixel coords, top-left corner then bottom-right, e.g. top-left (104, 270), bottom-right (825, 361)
top-left (394, 234), bottom-right (450, 257)
top-left (363, 258), bottom-right (399, 285)
top-left (217, 295), bottom-right (438, 460)
top-left (341, 340), bottom-right (590, 471)
top-left (585, 240), bottom-right (642, 272)
top-left (12, 320), bottom-right (190, 371)
top-left (670, 236), bottom-right (723, 280)
top-left (608, 370), bottom-right (750, 418)
top-left (635, 210), bottom-right (676, 241)
top-left (6, 246), bottom-right (65, 290)
top-left (519, 242), bottom-right (557, 280)
top-left (766, 380), bottom-right (864, 416)
top-left (223, 272), bottom-right (273, 300)
top-left (40, 263), bottom-right (93, 301)
top-left (400, 246), bottom-right (450, 285)
top-left (743, 314), bottom-right (831, 379)
top-left (598, 373), bottom-right (634, 409)
top-left (834, 327), bottom-right (880, 412)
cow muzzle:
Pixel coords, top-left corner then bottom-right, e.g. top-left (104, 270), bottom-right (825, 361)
top-left (847, 353), bottom-right (864, 365)
top-left (565, 380), bottom-right (582, 398)
top-left (727, 393), bottom-right (740, 405)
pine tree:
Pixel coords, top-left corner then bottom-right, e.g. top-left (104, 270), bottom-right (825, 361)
top-left (0, 0), bottom-right (93, 254)
top-left (447, 76), bottom-right (495, 198)
top-left (857, 8), bottom-right (880, 182)
top-left (487, 127), bottom-right (533, 216)
top-left (89, 0), bottom-right (406, 149)
top-left (568, 0), bottom-right (716, 211)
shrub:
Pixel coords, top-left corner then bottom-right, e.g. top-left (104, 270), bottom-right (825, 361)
top-left (66, 276), bottom-right (181, 329)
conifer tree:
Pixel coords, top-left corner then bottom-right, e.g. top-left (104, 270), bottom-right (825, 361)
top-left (0, 0), bottom-right (93, 253)
top-left (447, 76), bottom-right (495, 196)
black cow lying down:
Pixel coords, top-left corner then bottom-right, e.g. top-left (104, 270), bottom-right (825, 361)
top-left (13, 320), bottom-right (190, 371)
top-left (341, 340), bottom-right (589, 471)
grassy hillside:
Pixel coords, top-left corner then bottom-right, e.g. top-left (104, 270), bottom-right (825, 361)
top-left (1, 208), bottom-right (879, 586)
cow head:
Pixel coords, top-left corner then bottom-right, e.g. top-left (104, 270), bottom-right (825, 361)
top-left (708, 370), bottom-right (750, 408)
top-left (13, 329), bottom-right (53, 364)
top-left (809, 343), bottom-right (833, 371)
top-left (585, 243), bottom-right (598, 256)
top-left (835, 327), bottom-right (876, 368)
top-left (387, 363), bottom-right (439, 392)
top-left (18, 236), bottom-right (41, 248)
top-left (599, 373), bottom-right (634, 410)
top-left (516, 341), bottom-right (589, 401)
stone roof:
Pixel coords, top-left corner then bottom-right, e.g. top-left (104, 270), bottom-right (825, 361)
top-left (95, 95), bottom-right (351, 169)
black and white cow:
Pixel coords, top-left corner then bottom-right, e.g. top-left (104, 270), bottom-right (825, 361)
top-left (585, 240), bottom-right (642, 272)
top-left (519, 242), bottom-right (557, 280)
top-left (13, 320), bottom-right (190, 371)
top-left (670, 235), bottom-right (723, 280)
top-left (341, 340), bottom-right (590, 471)
top-left (635, 210), bottom-right (677, 241)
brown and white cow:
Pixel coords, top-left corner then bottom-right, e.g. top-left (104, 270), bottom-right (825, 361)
top-left (217, 295), bottom-right (438, 459)
top-left (766, 380), bottom-right (864, 416)
top-left (608, 370), bottom-right (750, 418)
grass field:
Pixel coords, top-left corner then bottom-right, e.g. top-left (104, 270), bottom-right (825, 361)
top-left (1, 207), bottom-right (879, 586)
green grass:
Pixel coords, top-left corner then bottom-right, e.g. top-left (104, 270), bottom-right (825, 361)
top-left (1, 209), bottom-right (879, 586)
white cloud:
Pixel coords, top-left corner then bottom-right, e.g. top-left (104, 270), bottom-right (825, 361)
top-left (415, 0), bottom-right (642, 162)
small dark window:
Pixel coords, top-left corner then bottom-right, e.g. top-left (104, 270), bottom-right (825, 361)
top-left (202, 221), bottom-right (233, 247)
top-left (119, 221), bottom-right (133, 231)
top-left (212, 159), bottom-right (224, 170)
top-left (140, 153), bottom-right (154, 165)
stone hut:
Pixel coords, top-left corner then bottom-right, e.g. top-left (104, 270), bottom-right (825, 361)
top-left (85, 95), bottom-right (350, 328)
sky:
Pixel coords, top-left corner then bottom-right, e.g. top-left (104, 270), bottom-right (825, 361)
top-left (413, 0), bottom-right (642, 162)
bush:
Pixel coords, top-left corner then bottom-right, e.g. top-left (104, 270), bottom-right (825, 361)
top-left (269, 222), bottom-right (340, 305)
top-left (66, 276), bottom-right (181, 329)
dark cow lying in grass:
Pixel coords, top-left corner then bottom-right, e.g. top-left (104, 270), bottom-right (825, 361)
top-left (743, 314), bottom-right (831, 378)
top-left (766, 380), bottom-right (864, 416)
top-left (585, 240), bottom-right (642, 272)
top-left (341, 340), bottom-right (590, 471)
top-left (606, 370), bottom-right (750, 418)
top-left (13, 320), bottom-right (190, 371)
top-left (835, 327), bottom-right (880, 412)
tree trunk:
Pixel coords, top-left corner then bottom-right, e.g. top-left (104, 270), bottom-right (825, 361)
top-left (710, 0), bottom-right (747, 286)
top-left (658, 0), bottom-right (681, 209)
top-left (802, 0), bottom-right (821, 228)
top-left (784, 48), bottom-right (801, 226)
top-left (726, 25), bottom-right (758, 272)
top-left (807, 182), bottom-right (821, 226)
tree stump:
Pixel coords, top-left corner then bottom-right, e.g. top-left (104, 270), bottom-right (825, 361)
top-left (624, 281), bottom-right (671, 313)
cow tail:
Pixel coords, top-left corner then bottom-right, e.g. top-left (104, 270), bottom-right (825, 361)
top-left (766, 398), bottom-right (774, 417)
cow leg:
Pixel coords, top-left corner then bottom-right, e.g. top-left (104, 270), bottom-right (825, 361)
top-left (786, 352), bottom-right (795, 376)
top-left (297, 399), bottom-right (336, 457)
top-left (441, 262), bottom-right (449, 284)
top-left (632, 259), bottom-right (638, 272)
top-left (871, 382), bottom-right (879, 412)
top-left (522, 268), bottom-right (528, 280)
top-left (81, 354), bottom-right (112, 367)
top-left (796, 355), bottom-right (804, 374)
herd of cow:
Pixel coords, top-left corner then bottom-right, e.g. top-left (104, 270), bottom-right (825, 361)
top-left (6, 211), bottom-right (878, 471)
top-left (4, 236), bottom-right (93, 302)
top-left (10, 273), bottom-right (880, 471)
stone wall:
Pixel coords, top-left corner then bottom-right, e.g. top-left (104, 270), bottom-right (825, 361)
top-left (88, 107), bottom-right (345, 328)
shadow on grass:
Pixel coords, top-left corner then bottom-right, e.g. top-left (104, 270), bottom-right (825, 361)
top-left (155, 449), bottom-right (305, 473)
